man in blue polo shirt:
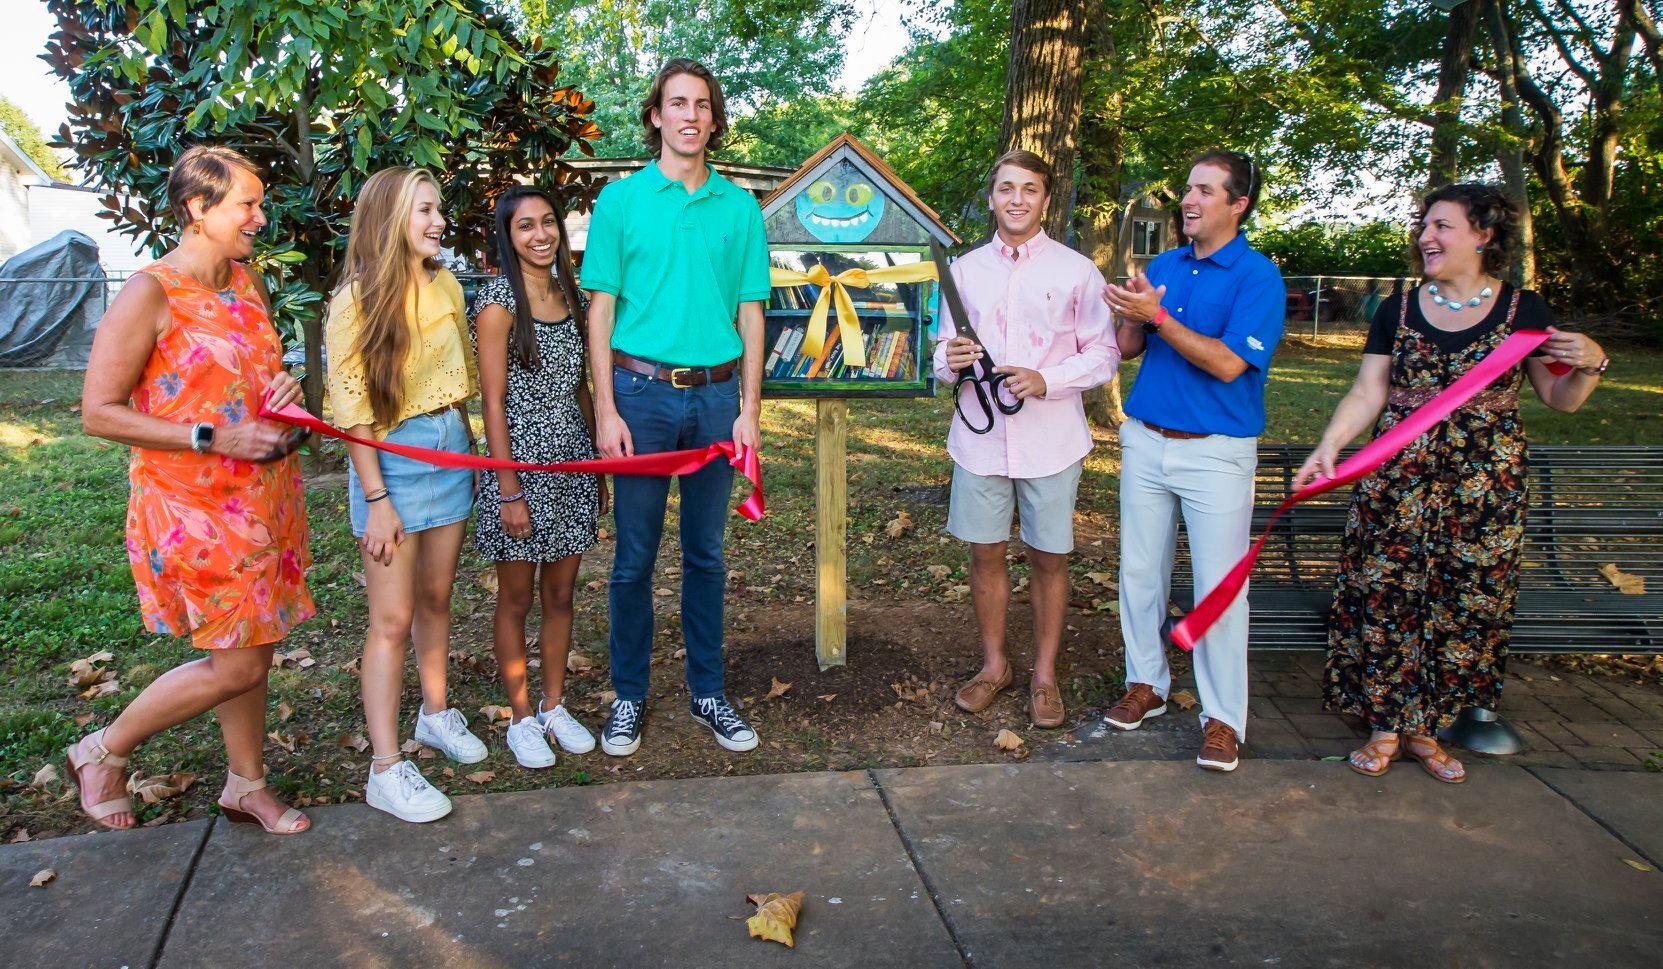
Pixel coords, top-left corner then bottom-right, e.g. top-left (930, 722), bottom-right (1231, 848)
top-left (1101, 149), bottom-right (1284, 772)
top-left (583, 58), bottom-right (770, 757)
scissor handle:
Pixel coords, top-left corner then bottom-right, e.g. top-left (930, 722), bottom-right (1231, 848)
top-left (953, 370), bottom-right (996, 435)
top-left (985, 370), bottom-right (1025, 416)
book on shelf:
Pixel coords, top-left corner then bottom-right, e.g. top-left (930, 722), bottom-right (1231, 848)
top-left (805, 325), bottom-right (841, 379)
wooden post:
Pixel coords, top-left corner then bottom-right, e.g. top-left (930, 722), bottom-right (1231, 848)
top-left (816, 399), bottom-right (848, 668)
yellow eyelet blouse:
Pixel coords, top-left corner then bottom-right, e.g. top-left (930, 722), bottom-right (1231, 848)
top-left (325, 268), bottom-right (479, 436)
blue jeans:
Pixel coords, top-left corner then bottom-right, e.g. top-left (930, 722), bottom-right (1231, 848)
top-left (608, 366), bottom-right (740, 702)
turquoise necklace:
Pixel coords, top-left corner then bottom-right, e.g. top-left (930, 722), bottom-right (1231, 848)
top-left (1427, 282), bottom-right (1494, 312)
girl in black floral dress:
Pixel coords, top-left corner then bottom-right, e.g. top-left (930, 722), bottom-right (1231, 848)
top-left (1294, 184), bottom-right (1608, 784)
top-left (472, 186), bottom-right (607, 769)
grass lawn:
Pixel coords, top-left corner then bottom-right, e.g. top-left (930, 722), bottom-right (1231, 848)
top-left (4, 333), bottom-right (1661, 838)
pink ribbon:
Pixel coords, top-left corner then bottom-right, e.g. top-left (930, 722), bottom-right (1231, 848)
top-left (260, 401), bottom-right (766, 522)
top-left (1169, 329), bottom-right (1552, 651)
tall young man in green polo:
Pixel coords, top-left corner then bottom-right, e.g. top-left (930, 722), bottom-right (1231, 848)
top-left (582, 59), bottom-right (769, 756)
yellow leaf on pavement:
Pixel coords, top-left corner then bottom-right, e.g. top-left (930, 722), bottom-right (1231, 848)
top-left (1622, 858), bottom-right (1654, 872)
top-left (745, 891), bottom-right (804, 947)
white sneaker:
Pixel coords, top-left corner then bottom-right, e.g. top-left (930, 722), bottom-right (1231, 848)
top-left (505, 716), bottom-right (556, 768)
top-left (537, 702), bottom-right (597, 754)
top-left (413, 706), bottom-right (489, 764)
top-left (365, 760), bottom-right (452, 823)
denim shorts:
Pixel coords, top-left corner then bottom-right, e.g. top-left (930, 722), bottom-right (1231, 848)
top-left (348, 408), bottom-right (475, 537)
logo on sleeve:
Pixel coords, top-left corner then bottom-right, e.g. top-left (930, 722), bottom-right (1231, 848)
top-left (1247, 336), bottom-right (1265, 352)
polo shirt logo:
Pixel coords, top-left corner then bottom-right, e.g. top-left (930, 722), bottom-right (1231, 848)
top-left (1247, 336), bottom-right (1265, 351)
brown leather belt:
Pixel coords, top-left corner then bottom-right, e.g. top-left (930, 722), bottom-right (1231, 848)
top-left (612, 350), bottom-right (737, 388)
top-left (1139, 419), bottom-right (1212, 440)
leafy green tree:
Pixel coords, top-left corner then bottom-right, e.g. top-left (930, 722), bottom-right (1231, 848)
top-left (43, 0), bottom-right (601, 412)
top-left (0, 95), bottom-right (66, 179)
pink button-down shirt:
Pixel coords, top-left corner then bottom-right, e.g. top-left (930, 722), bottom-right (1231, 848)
top-left (932, 230), bottom-right (1118, 478)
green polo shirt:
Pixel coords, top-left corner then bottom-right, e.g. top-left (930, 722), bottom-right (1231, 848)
top-left (581, 162), bottom-right (771, 367)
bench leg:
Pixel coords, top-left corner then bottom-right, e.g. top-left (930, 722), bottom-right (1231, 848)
top-left (1437, 707), bottom-right (1527, 756)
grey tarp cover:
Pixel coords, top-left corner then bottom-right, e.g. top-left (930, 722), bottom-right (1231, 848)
top-left (0, 230), bottom-right (107, 367)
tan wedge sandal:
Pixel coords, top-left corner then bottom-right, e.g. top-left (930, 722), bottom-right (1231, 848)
top-left (219, 769), bottom-right (310, 835)
top-left (65, 727), bottom-right (133, 830)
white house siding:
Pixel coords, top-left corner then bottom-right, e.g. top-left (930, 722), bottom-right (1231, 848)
top-left (27, 184), bottom-right (152, 273)
top-left (0, 160), bottom-right (30, 262)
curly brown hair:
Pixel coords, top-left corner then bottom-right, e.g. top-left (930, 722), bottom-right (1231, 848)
top-left (1411, 183), bottom-right (1521, 276)
top-left (639, 58), bottom-right (728, 156)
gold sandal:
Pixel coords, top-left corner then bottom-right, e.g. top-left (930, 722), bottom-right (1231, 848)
top-left (1347, 735), bottom-right (1401, 777)
top-left (1404, 734), bottom-right (1466, 784)
top-left (65, 727), bottom-right (133, 829)
top-left (219, 769), bottom-right (310, 835)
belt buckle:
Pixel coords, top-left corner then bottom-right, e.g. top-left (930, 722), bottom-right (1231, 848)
top-left (668, 367), bottom-right (696, 389)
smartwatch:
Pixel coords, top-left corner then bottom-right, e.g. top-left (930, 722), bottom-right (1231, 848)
top-left (1581, 356), bottom-right (1610, 377)
top-left (190, 421), bottom-right (215, 454)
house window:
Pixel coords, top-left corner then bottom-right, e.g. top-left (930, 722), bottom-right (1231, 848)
top-left (1132, 219), bottom-right (1163, 257)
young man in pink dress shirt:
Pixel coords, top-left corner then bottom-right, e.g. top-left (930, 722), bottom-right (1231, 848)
top-left (934, 149), bottom-right (1120, 728)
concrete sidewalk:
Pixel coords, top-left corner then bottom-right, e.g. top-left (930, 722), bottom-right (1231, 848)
top-left (3, 761), bottom-right (1659, 968)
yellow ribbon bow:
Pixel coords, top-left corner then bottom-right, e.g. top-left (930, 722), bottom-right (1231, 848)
top-left (768, 261), bottom-right (940, 369)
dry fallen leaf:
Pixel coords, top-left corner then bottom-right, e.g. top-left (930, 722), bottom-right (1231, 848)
top-left (926, 564), bottom-right (952, 581)
top-left (32, 764), bottom-right (59, 788)
top-left (745, 891), bottom-right (805, 947)
top-left (8, 829), bottom-right (31, 844)
top-left (673, 648), bottom-right (687, 660)
top-left (885, 510), bottom-right (914, 539)
top-left (927, 721), bottom-right (945, 736)
top-left (585, 578), bottom-right (607, 591)
top-left (67, 651), bottom-right (116, 688)
top-left (127, 772), bottom-right (196, 805)
top-left (275, 701), bottom-right (296, 723)
top-left (597, 690), bottom-right (618, 707)
top-left (567, 652), bottom-right (595, 672)
top-left (994, 729), bottom-right (1025, 751)
top-left (464, 771), bottom-right (496, 784)
top-left (400, 738), bottom-right (426, 755)
top-left (1622, 858), bottom-right (1654, 872)
top-left (81, 677), bottom-right (121, 700)
top-left (479, 705), bottom-right (513, 724)
top-left (352, 571), bottom-right (367, 587)
top-left (654, 587), bottom-right (673, 597)
top-left (30, 869), bottom-right (55, 888)
top-left (765, 677), bottom-right (793, 701)
top-left (1600, 563), bottom-right (1647, 595)
top-left (339, 733), bottom-right (370, 753)
top-left (74, 712), bottom-right (94, 728)
top-left (476, 570), bottom-right (499, 593)
top-left (1169, 689), bottom-right (1199, 711)
top-left (818, 694), bottom-right (837, 702)
top-left (266, 731), bottom-right (296, 753)
top-left (441, 767), bottom-right (455, 778)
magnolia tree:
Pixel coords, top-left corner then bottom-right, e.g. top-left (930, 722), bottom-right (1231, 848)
top-left (44, 0), bottom-right (604, 412)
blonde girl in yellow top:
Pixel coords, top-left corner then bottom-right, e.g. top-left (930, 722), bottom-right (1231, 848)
top-left (326, 167), bottom-right (485, 823)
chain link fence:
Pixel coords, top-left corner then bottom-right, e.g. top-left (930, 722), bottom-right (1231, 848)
top-left (1281, 275), bottom-right (1415, 339)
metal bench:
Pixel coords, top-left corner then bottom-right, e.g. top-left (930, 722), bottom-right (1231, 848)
top-left (1165, 445), bottom-right (1663, 749)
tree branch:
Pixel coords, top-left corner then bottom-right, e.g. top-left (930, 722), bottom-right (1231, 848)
top-left (1527, 0), bottom-right (1601, 86)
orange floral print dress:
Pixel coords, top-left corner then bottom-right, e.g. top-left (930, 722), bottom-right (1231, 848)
top-left (125, 261), bottom-right (314, 649)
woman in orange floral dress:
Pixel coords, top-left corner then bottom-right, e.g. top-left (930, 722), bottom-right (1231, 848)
top-left (71, 146), bottom-right (315, 834)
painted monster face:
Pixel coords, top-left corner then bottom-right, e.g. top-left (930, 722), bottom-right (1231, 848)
top-left (795, 159), bottom-right (886, 243)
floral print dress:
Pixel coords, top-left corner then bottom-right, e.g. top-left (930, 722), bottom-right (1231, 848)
top-left (1324, 284), bottom-right (1550, 733)
top-left (125, 261), bottom-right (314, 649)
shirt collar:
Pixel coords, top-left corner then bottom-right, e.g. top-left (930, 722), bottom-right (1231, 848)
top-left (1181, 230), bottom-right (1249, 268)
top-left (997, 228), bottom-right (1050, 263)
top-left (645, 160), bottom-right (728, 199)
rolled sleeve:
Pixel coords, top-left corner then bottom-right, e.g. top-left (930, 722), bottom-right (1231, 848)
top-left (324, 293), bottom-right (376, 430)
top-left (580, 189), bottom-right (623, 296)
top-left (1219, 262), bottom-right (1285, 372)
top-left (1037, 267), bottom-right (1120, 399)
top-left (737, 204), bottom-right (771, 304)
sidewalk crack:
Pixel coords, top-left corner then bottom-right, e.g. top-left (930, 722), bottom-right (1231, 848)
top-left (146, 817), bottom-right (215, 969)
top-left (1523, 766), bottom-right (1661, 869)
top-left (866, 769), bottom-right (973, 969)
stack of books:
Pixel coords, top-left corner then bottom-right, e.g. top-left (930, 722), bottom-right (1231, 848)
top-left (764, 325), bottom-right (916, 381)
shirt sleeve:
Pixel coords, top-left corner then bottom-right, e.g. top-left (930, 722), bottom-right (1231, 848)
top-left (1219, 260), bottom-right (1285, 372)
top-left (1036, 260), bottom-right (1120, 399)
top-left (1364, 293), bottom-right (1402, 355)
top-left (324, 290), bottom-right (377, 431)
top-left (931, 259), bottom-right (965, 385)
top-left (580, 188), bottom-right (622, 296)
top-left (738, 201), bottom-right (772, 304)
top-left (445, 273), bottom-right (479, 397)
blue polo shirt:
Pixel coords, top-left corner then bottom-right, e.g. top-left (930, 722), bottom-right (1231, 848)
top-left (581, 162), bottom-right (771, 367)
top-left (1124, 232), bottom-right (1284, 437)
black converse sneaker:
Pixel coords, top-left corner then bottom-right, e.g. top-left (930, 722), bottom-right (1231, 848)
top-left (600, 698), bottom-right (643, 756)
top-left (690, 695), bottom-right (759, 752)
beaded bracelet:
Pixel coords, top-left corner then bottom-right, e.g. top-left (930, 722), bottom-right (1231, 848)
top-left (498, 491), bottom-right (525, 504)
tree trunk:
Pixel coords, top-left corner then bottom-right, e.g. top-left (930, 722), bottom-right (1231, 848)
top-left (1478, 0), bottom-right (1534, 287)
top-left (1428, 0), bottom-right (1480, 189)
top-left (996, 0), bottom-right (1090, 241)
top-left (1076, 7), bottom-right (1126, 429)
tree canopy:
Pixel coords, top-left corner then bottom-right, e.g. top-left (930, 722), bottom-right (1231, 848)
top-left (0, 95), bottom-right (66, 179)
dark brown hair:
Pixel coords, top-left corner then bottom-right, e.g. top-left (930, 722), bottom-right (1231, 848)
top-left (1190, 149), bottom-right (1261, 225)
top-left (640, 58), bottom-right (728, 155)
top-left (168, 145), bottom-right (262, 230)
top-left (985, 149), bottom-right (1053, 197)
top-left (492, 185), bottom-right (584, 371)
top-left (1411, 182), bottom-right (1521, 277)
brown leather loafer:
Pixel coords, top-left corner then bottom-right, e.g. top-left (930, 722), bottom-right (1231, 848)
top-left (1030, 685), bottom-right (1065, 728)
top-left (954, 664), bottom-right (1013, 714)
top-left (1197, 719), bottom-right (1240, 772)
top-left (1105, 683), bottom-right (1166, 730)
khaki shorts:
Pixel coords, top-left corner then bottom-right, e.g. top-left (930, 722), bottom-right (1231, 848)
top-left (946, 461), bottom-right (1083, 554)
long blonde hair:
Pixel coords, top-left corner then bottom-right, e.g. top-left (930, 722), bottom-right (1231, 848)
top-left (339, 167), bottom-right (442, 428)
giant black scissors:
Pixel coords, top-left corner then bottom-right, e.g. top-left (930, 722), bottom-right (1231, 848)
top-left (931, 239), bottom-right (1022, 434)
